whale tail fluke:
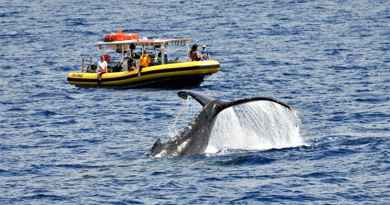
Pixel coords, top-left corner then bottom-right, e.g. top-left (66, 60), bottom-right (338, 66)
top-left (150, 91), bottom-right (298, 157)
top-left (224, 97), bottom-right (292, 111)
top-left (178, 91), bottom-right (292, 112)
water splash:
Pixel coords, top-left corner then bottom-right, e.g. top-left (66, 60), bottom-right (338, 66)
top-left (167, 97), bottom-right (198, 138)
top-left (206, 101), bottom-right (305, 153)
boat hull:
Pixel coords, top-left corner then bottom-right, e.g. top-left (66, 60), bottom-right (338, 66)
top-left (67, 60), bottom-right (220, 88)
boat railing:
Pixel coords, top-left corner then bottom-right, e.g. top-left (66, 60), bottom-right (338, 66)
top-left (80, 54), bottom-right (93, 72)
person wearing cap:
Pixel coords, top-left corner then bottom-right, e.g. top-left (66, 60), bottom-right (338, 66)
top-left (188, 44), bottom-right (201, 61)
top-left (200, 45), bottom-right (208, 60)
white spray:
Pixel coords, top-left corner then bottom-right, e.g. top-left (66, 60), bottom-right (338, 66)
top-left (206, 101), bottom-right (305, 153)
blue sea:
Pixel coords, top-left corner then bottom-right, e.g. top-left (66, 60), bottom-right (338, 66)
top-left (1, 0), bottom-right (390, 204)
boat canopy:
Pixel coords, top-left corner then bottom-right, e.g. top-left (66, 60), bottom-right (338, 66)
top-left (96, 38), bottom-right (192, 47)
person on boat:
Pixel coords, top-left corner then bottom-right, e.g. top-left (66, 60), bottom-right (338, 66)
top-left (97, 54), bottom-right (110, 72)
top-left (140, 52), bottom-right (152, 68)
top-left (200, 45), bottom-right (209, 60)
top-left (97, 54), bottom-right (110, 82)
top-left (123, 43), bottom-right (136, 71)
top-left (121, 56), bottom-right (129, 71)
top-left (189, 44), bottom-right (201, 61)
top-left (157, 47), bottom-right (168, 64)
top-left (128, 57), bottom-right (136, 71)
top-left (122, 54), bottom-right (135, 71)
top-left (129, 43), bottom-right (136, 59)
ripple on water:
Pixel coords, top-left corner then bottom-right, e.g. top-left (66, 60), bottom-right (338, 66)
top-left (1, 0), bottom-right (390, 204)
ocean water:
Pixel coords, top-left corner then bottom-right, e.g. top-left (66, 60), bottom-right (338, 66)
top-left (1, 0), bottom-right (390, 204)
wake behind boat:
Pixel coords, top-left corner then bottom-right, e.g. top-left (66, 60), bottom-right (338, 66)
top-left (67, 32), bottom-right (220, 88)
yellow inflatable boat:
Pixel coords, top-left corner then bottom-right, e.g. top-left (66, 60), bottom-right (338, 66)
top-left (67, 60), bottom-right (219, 87)
top-left (67, 35), bottom-right (220, 88)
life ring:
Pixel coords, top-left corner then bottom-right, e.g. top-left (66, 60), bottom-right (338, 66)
top-left (103, 33), bottom-right (139, 42)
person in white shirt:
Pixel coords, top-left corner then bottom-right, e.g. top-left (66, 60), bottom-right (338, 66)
top-left (97, 54), bottom-right (109, 84)
top-left (97, 55), bottom-right (108, 73)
